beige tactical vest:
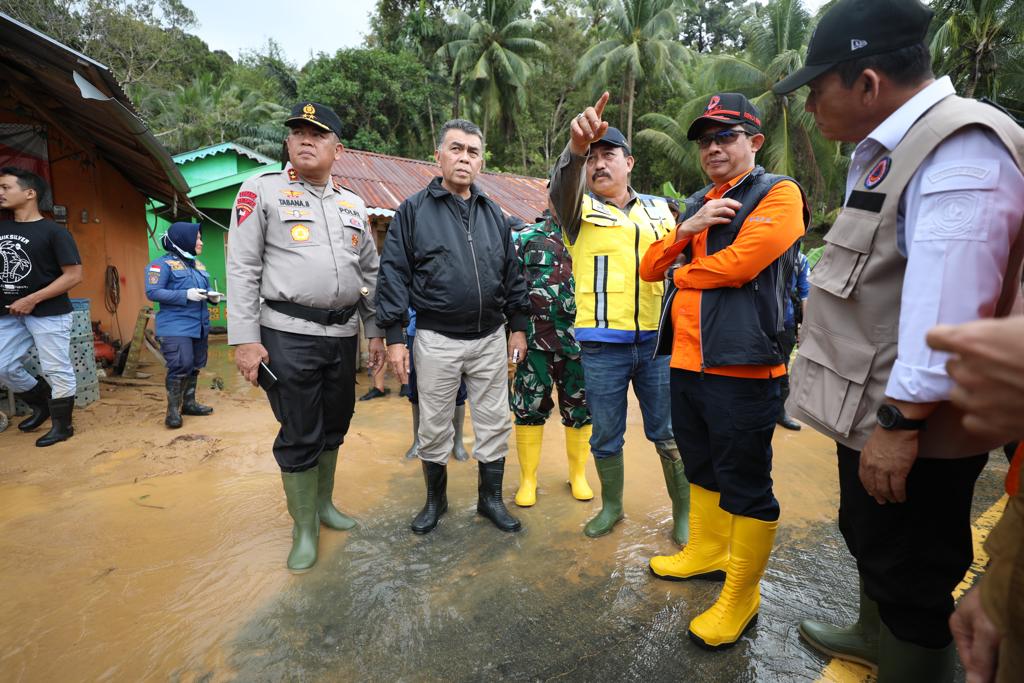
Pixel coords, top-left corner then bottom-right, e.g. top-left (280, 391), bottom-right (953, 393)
top-left (788, 94), bottom-right (1024, 456)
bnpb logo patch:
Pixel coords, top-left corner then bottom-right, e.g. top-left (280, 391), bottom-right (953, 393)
top-left (865, 157), bottom-right (891, 189)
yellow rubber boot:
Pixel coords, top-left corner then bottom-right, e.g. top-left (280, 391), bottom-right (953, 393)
top-left (649, 484), bottom-right (730, 580)
top-left (564, 424), bottom-right (594, 501)
top-left (514, 424), bottom-right (544, 507)
top-left (688, 515), bottom-right (779, 649)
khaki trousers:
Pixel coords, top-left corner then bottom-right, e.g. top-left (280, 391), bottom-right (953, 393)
top-left (413, 328), bottom-right (510, 465)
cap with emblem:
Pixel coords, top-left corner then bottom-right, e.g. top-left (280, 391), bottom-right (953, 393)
top-left (686, 93), bottom-right (762, 140)
top-left (286, 101), bottom-right (344, 138)
top-left (772, 0), bottom-right (934, 95)
top-left (593, 126), bottom-right (631, 155)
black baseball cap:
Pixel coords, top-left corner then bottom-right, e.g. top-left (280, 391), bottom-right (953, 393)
top-left (686, 93), bottom-right (762, 140)
top-left (772, 0), bottom-right (934, 94)
top-left (286, 101), bottom-right (343, 138)
top-left (593, 126), bottom-right (631, 155)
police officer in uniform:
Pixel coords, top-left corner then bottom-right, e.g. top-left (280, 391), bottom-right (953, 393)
top-left (549, 92), bottom-right (689, 545)
top-left (227, 102), bottom-right (386, 572)
top-left (774, 1), bottom-right (1024, 678)
top-left (145, 221), bottom-right (220, 429)
top-left (510, 207), bottom-right (593, 507)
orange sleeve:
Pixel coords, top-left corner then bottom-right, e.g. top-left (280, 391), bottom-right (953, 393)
top-left (673, 181), bottom-right (805, 290)
top-left (640, 231), bottom-right (691, 282)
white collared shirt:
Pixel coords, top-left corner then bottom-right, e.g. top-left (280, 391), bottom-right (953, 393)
top-left (846, 77), bottom-right (1024, 402)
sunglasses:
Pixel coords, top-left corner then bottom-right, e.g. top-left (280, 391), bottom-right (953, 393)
top-left (697, 129), bottom-right (749, 149)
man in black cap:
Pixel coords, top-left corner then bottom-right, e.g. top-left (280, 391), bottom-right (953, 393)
top-left (774, 1), bottom-right (1024, 679)
top-left (227, 102), bottom-right (386, 572)
top-left (640, 92), bottom-right (809, 649)
top-left (548, 92), bottom-right (689, 545)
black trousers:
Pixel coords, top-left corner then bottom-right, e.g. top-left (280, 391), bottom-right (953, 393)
top-left (670, 369), bottom-right (782, 521)
top-left (261, 326), bottom-right (357, 473)
top-left (837, 444), bottom-right (987, 648)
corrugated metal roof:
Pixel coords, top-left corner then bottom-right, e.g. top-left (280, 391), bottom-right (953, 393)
top-left (332, 149), bottom-right (547, 221)
top-left (0, 12), bottom-right (193, 211)
top-left (173, 142), bottom-right (276, 166)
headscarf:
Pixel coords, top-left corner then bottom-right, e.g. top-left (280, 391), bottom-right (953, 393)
top-left (161, 222), bottom-right (201, 262)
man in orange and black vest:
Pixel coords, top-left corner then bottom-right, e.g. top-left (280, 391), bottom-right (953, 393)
top-left (639, 93), bottom-right (809, 649)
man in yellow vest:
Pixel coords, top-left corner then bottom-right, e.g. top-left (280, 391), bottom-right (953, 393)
top-left (548, 92), bottom-right (689, 544)
top-left (774, 0), bottom-right (1024, 679)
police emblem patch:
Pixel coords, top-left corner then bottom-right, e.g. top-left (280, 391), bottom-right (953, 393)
top-left (291, 225), bottom-right (311, 242)
top-left (287, 168), bottom-right (298, 182)
top-left (865, 157), bottom-right (891, 189)
top-left (236, 191), bottom-right (257, 225)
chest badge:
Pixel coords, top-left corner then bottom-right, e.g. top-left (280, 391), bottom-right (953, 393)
top-left (351, 234), bottom-right (359, 248)
top-left (290, 225), bottom-right (311, 242)
top-left (865, 157), bottom-right (891, 189)
top-left (280, 189), bottom-right (304, 198)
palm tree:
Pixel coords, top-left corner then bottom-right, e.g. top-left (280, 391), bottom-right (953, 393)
top-left (574, 0), bottom-right (691, 146)
top-left (437, 0), bottom-right (548, 138)
top-left (930, 0), bottom-right (1024, 115)
top-left (639, 0), bottom-right (845, 215)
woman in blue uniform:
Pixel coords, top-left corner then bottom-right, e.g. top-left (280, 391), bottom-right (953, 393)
top-left (145, 222), bottom-right (220, 428)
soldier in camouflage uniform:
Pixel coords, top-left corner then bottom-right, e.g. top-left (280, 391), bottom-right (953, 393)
top-left (510, 209), bottom-right (593, 507)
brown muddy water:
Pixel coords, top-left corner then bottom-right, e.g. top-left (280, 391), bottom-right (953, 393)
top-left (0, 339), bottom-right (1006, 681)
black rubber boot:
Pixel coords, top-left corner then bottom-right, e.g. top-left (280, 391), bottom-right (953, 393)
top-left (476, 458), bottom-right (522, 532)
top-left (411, 461), bottom-right (448, 534)
top-left (165, 376), bottom-right (184, 429)
top-left (181, 371), bottom-right (213, 416)
top-left (36, 397), bottom-right (74, 447)
top-left (15, 377), bottom-right (51, 432)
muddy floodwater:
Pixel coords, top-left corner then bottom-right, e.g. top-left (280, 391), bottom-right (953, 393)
top-left (0, 339), bottom-right (1007, 681)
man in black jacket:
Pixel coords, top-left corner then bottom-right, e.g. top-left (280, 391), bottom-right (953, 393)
top-left (376, 119), bottom-right (530, 534)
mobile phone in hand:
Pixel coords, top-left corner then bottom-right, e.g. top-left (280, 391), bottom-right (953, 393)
top-left (257, 362), bottom-right (278, 391)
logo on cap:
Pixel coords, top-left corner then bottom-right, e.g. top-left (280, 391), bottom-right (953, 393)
top-left (851, 39), bottom-right (868, 51)
top-left (303, 103), bottom-right (316, 115)
top-left (706, 95), bottom-right (721, 112)
top-left (865, 157), bottom-right (891, 189)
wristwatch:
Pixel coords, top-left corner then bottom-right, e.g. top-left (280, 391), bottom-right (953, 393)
top-left (876, 404), bottom-right (926, 431)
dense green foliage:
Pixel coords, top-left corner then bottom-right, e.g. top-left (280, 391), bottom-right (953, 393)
top-left (5, 0), bottom-right (1022, 225)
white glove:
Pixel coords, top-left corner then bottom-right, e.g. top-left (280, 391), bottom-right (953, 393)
top-left (206, 290), bottom-right (223, 304)
top-left (186, 288), bottom-right (207, 302)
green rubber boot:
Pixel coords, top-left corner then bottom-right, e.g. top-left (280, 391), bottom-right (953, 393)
top-left (317, 448), bottom-right (357, 531)
top-left (281, 467), bottom-right (319, 572)
top-left (656, 441), bottom-right (690, 546)
top-left (584, 452), bottom-right (624, 538)
top-left (877, 622), bottom-right (954, 683)
top-left (799, 579), bottom-right (880, 671)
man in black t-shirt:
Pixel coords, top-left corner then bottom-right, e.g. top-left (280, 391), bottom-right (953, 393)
top-left (0, 167), bottom-right (83, 447)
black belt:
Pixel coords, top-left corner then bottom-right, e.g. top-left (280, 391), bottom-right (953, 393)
top-left (265, 299), bottom-right (358, 326)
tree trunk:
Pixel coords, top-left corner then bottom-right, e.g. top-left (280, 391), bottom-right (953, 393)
top-left (625, 68), bottom-right (636, 147)
top-left (427, 94), bottom-right (437, 149)
top-left (452, 73), bottom-right (462, 119)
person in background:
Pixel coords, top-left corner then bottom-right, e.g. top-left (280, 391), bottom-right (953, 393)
top-left (778, 249), bottom-right (810, 431)
top-left (510, 206), bottom-right (593, 507)
top-left (145, 221), bottom-right (219, 429)
top-left (0, 167), bottom-right (82, 447)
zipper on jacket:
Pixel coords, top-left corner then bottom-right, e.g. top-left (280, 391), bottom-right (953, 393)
top-left (632, 219), bottom-right (641, 342)
top-left (463, 200), bottom-right (484, 332)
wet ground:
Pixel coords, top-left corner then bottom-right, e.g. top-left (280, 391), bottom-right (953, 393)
top-left (0, 338), bottom-right (1007, 682)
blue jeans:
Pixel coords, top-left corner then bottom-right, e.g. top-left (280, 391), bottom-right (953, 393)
top-left (0, 313), bottom-right (76, 398)
top-left (578, 337), bottom-right (672, 458)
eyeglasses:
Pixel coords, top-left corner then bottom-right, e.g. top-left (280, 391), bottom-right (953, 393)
top-left (696, 129), bottom-right (749, 149)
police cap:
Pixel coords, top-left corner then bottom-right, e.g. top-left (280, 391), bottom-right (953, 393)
top-left (286, 102), bottom-right (343, 138)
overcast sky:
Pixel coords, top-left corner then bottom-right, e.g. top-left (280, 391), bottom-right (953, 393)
top-left (186, 0), bottom-right (830, 67)
top-left (186, 0), bottom-right (379, 66)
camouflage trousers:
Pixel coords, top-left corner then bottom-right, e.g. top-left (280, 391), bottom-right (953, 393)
top-left (510, 349), bottom-right (591, 428)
